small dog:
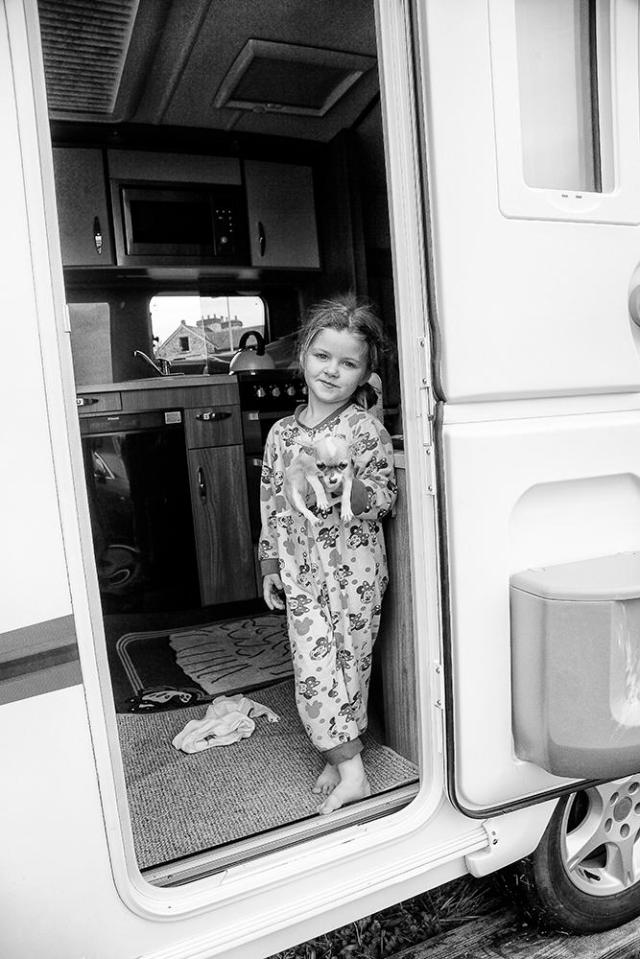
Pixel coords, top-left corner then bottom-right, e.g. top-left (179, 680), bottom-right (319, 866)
top-left (284, 435), bottom-right (354, 524)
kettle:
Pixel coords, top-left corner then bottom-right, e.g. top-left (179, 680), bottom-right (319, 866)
top-left (229, 331), bottom-right (275, 373)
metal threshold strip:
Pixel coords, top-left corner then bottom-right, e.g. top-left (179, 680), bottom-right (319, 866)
top-left (143, 781), bottom-right (420, 887)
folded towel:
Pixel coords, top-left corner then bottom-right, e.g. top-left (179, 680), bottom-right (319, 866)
top-left (172, 693), bottom-right (280, 753)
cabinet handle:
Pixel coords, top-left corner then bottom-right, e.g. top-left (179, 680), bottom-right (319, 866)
top-left (93, 216), bottom-right (103, 255)
top-left (257, 220), bottom-right (266, 257)
top-left (76, 396), bottom-right (99, 407)
top-left (197, 466), bottom-right (207, 502)
top-left (195, 410), bottom-right (232, 422)
top-left (250, 457), bottom-right (263, 468)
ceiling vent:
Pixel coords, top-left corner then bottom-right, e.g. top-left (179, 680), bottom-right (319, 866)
top-left (214, 39), bottom-right (375, 117)
top-left (38, 0), bottom-right (139, 117)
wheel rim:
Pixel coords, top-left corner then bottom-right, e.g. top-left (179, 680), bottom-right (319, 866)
top-left (560, 777), bottom-right (640, 897)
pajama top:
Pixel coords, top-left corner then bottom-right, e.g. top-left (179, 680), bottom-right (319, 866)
top-left (259, 401), bottom-right (397, 762)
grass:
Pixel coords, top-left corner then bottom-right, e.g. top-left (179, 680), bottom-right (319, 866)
top-left (269, 874), bottom-right (504, 959)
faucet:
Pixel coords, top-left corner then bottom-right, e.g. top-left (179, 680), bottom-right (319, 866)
top-left (132, 351), bottom-right (171, 376)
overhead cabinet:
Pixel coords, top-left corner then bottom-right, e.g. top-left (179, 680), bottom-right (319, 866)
top-left (52, 149), bottom-right (321, 271)
top-left (244, 160), bottom-right (320, 269)
top-left (53, 147), bottom-right (114, 266)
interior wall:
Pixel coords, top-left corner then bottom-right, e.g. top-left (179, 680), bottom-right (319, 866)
top-left (66, 285), bottom-right (156, 383)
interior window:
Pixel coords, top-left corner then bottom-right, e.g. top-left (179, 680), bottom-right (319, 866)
top-left (150, 294), bottom-right (266, 372)
top-left (515, 0), bottom-right (608, 192)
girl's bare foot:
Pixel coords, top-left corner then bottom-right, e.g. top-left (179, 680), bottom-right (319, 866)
top-left (317, 754), bottom-right (371, 815)
top-left (312, 762), bottom-right (340, 795)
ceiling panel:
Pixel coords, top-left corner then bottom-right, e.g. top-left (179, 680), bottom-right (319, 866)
top-left (39, 0), bottom-right (378, 142)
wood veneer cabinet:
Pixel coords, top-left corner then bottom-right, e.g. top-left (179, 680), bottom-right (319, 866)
top-left (187, 444), bottom-right (256, 605)
top-left (184, 403), bottom-right (256, 604)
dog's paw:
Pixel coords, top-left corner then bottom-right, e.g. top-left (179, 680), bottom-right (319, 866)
top-left (341, 504), bottom-right (354, 523)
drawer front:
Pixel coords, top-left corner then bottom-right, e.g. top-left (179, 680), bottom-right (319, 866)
top-left (76, 392), bottom-right (122, 414)
top-left (185, 405), bottom-right (241, 448)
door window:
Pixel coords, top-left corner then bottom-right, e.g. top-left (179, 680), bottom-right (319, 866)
top-left (489, 0), bottom-right (640, 223)
top-left (515, 0), bottom-right (609, 193)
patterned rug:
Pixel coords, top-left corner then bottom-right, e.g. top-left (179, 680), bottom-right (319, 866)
top-left (117, 679), bottom-right (419, 868)
top-left (115, 613), bottom-right (292, 712)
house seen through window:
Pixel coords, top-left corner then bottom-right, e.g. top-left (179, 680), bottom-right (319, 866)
top-left (150, 294), bottom-right (266, 373)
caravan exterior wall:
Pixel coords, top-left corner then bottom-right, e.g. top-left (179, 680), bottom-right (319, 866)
top-left (4, 0), bottom-right (640, 956)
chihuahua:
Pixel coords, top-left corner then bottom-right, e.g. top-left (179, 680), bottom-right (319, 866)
top-left (284, 435), bottom-right (354, 524)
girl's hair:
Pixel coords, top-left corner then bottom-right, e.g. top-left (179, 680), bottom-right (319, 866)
top-left (296, 293), bottom-right (386, 376)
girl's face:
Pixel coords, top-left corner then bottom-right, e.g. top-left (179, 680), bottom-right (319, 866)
top-left (301, 328), bottom-right (369, 412)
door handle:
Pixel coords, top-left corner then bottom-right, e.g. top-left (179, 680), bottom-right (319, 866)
top-left (197, 466), bottom-right (207, 501)
top-left (93, 216), bottom-right (103, 255)
top-left (257, 220), bottom-right (266, 257)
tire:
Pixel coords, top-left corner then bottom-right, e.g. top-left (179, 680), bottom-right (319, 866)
top-left (507, 778), bottom-right (640, 933)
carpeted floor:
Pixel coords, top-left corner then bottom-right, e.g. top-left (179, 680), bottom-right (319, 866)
top-left (117, 679), bottom-right (418, 869)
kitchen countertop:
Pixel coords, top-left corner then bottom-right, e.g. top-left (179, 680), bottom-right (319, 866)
top-left (76, 380), bottom-right (407, 470)
top-left (77, 374), bottom-right (235, 392)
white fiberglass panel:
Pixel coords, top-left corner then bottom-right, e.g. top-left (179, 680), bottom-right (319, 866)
top-left (443, 404), bottom-right (640, 811)
top-left (0, 4), bottom-right (70, 633)
top-left (416, 0), bottom-right (640, 402)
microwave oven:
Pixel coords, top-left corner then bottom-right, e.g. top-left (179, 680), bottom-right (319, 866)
top-left (112, 182), bottom-right (249, 266)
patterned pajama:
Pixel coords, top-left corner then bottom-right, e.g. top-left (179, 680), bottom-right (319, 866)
top-left (259, 402), bottom-right (397, 764)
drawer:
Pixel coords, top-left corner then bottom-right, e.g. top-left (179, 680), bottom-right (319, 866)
top-left (76, 392), bottom-right (122, 414)
top-left (185, 405), bottom-right (241, 448)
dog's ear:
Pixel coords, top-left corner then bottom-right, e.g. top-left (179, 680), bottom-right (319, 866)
top-left (300, 443), bottom-right (316, 457)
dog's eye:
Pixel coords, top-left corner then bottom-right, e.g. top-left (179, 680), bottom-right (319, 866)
top-left (338, 462), bottom-right (348, 470)
top-left (316, 462), bottom-right (326, 470)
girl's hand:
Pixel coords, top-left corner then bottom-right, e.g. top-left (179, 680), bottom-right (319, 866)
top-left (263, 572), bottom-right (285, 610)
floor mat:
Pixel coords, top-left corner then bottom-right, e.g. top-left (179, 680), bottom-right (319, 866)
top-left (115, 612), bottom-right (291, 710)
top-left (117, 680), bottom-right (419, 869)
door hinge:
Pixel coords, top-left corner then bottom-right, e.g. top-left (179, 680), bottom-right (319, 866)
top-left (418, 336), bottom-right (435, 493)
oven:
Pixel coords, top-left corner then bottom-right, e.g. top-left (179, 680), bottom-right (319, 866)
top-left (237, 370), bottom-right (307, 543)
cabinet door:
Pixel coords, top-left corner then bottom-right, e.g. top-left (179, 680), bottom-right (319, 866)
top-left (244, 160), bottom-right (320, 269)
top-left (53, 148), bottom-right (113, 266)
top-left (188, 445), bottom-right (256, 605)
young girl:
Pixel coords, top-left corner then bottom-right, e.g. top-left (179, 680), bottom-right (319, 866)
top-left (259, 294), bottom-right (397, 815)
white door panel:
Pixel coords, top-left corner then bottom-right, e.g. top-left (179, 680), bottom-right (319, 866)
top-left (417, 0), bottom-right (640, 402)
top-left (443, 406), bottom-right (640, 812)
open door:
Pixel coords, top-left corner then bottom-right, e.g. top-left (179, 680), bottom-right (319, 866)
top-left (414, 0), bottom-right (640, 816)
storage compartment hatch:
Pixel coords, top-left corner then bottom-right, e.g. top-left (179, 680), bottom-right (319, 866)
top-left (511, 552), bottom-right (640, 779)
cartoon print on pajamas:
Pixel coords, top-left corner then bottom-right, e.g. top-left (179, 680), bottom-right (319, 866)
top-left (259, 402), bottom-right (397, 759)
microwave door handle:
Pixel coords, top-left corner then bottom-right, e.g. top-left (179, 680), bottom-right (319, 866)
top-left (257, 221), bottom-right (266, 257)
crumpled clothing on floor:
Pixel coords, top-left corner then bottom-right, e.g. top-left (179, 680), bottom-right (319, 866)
top-left (172, 693), bottom-right (280, 753)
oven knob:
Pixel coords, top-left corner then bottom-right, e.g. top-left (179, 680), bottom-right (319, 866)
top-left (271, 386), bottom-right (281, 398)
top-left (256, 386), bottom-right (266, 398)
top-left (286, 385), bottom-right (296, 397)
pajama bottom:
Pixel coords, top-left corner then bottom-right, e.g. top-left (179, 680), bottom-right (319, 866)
top-left (280, 514), bottom-right (388, 764)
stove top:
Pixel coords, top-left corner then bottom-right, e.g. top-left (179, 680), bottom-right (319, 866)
top-left (236, 369), bottom-right (307, 412)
